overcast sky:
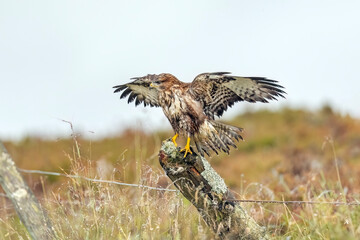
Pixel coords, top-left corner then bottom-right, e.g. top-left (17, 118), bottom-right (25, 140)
top-left (1, 1), bottom-right (359, 140)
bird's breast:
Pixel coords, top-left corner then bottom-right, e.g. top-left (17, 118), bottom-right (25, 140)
top-left (161, 91), bottom-right (184, 118)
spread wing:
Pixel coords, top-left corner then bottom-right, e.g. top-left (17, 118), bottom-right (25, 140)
top-left (189, 72), bottom-right (286, 119)
top-left (113, 75), bottom-right (160, 107)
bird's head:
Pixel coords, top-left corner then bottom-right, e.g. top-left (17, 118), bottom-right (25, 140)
top-left (131, 73), bottom-right (179, 90)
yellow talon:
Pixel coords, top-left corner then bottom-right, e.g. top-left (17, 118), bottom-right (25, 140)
top-left (172, 133), bottom-right (179, 147)
top-left (180, 137), bottom-right (193, 158)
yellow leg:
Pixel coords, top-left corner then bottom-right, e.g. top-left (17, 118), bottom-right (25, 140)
top-left (171, 133), bottom-right (179, 147)
top-left (180, 137), bottom-right (193, 158)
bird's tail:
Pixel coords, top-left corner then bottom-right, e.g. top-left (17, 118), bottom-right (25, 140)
top-left (193, 120), bottom-right (243, 157)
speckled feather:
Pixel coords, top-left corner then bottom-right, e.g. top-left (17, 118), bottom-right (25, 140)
top-left (189, 72), bottom-right (286, 119)
top-left (113, 72), bottom-right (286, 156)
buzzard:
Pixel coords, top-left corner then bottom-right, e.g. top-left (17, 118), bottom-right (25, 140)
top-left (114, 72), bottom-right (285, 157)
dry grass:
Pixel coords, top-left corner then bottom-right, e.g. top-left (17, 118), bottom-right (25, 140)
top-left (1, 107), bottom-right (360, 239)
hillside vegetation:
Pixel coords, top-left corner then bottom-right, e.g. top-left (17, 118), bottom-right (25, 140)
top-left (1, 107), bottom-right (360, 239)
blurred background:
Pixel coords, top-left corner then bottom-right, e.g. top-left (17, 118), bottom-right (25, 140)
top-left (1, 1), bottom-right (360, 238)
top-left (1, 0), bottom-right (360, 140)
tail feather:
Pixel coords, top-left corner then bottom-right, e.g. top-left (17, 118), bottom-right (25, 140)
top-left (205, 136), bottom-right (220, 155)
top-left (211, 131), bottom-right (230, 154)
top-left (193, 120), bottom-right (243, 157)
top-left (219, 132), bottom-right (237, 148)
top-left (194, 135), bottom-right (210, 157)
top-left (202, 142), bottom-right (214, 157)
top-left (215, 125), bottom-right (238, 147)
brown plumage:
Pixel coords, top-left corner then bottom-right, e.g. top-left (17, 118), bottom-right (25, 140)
top-left (113, 72), bottom-right (286, 157)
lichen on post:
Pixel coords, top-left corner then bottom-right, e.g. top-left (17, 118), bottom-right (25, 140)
top-left (0, 142), bottom-right (56, 240)
top-left (159, 139), bottom-right (268, 240)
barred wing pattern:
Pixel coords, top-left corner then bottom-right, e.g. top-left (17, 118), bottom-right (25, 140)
top-left (113, 76), bottom-right (160, 107)
top-left (189, 72), bottom-right (286, 119)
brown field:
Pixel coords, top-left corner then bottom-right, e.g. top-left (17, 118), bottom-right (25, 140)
top-left (1, 106), bottom-right (360, 239)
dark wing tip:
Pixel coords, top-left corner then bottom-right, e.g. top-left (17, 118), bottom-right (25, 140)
top-left (120, 88), bottom-right (132, 99)
top-left (114, 80), bottom-right (158, 107)
top-left (210, 72), bottom-right (232, 75)
top-left (251, 77), bottom-right (287, 99)
top-left (113, 84), bottom-right (127, 93)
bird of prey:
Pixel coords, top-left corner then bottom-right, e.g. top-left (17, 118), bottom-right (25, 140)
top-left (114, 72), bottom-right (285, 157)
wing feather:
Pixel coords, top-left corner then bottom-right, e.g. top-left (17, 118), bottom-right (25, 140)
top-left (190, 72), bottom-right (286, 119)
top-left (113, 77), bottom-right (160, 107)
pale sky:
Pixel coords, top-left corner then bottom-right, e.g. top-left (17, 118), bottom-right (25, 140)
top-left (1, 1), bottom-right (359, 140)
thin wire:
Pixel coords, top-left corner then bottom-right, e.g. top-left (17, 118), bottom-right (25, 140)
top-left (2, 168), bottom-right (358, 206)
top-left (228, 199), bottom-right (360, 206)
top-left (17, 168), bottom-right (177, 192)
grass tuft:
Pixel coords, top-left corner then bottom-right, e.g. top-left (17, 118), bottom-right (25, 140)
top-left (1, 107), bottom-right (360, 239)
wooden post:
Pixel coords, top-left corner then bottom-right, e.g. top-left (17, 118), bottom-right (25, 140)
top-left (159, 139), bottom-right (268, 240)
top-left (0, 142), bottom-right (56, 240)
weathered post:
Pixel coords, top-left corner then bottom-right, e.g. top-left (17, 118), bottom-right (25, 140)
top-left (0, 142), bottom-right (56, 240)
top-left (159, 139), bottom-right (268, 240)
